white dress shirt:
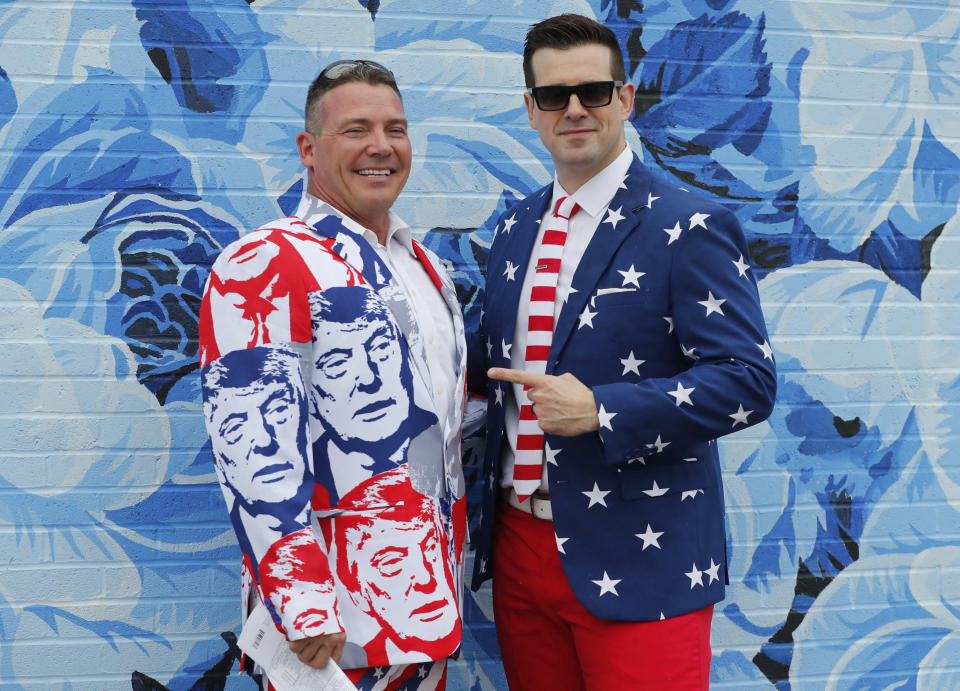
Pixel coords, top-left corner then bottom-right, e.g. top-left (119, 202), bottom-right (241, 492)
top-left (501, 146), bottom-right (634, 491)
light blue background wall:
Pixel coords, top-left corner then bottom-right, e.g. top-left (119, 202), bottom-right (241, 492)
top-left (1, 0), bottom-right (959, 688)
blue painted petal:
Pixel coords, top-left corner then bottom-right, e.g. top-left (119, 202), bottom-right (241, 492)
top-left (633, 12), bottom-right (771, 198)
top-left (0, 65), bottom-right (15, 131)
top-left (635, 12), bottom-right (771, 144)
top-left (133, 0), bottom-right (270, 144)
top-left (356, 0), bottom-right (380, 19)
top-left (24, 605), bottom-right (170, 654)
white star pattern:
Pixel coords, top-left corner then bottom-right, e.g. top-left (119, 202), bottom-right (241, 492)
top-left (646, 192), bottom-right (660, 208)
top-left (647, 435), bottom-right (670, 453)
top-left (501, 339), bottom-right (512, 359)
top-left (688, 212), bottom-right (710, 230)
top-left (374, 667), bottom-right (385, 679)
top-left (503, 260), bottom-right (518, 281)
top-left (545, 442), bottom-right (561, 466)
top-left (604, 205), bottom-right (625, 229)
top-left (627, 456), bottom-right (646, 465)
top-left (418, 665), bottom-right (428, 679)
top-left (485, 337), bottom-right (492, 358)
top-left (582, 482), bottom-right (610, 508)
top-left (578, 305), bottom-right (597, 329)
top-left (757, 340), bottom-right (773, 360)
top-left (598, 404), bottom-right (616, 430)
top-left (592, 571), bottom-right (622, 596)
top-left (729, 404), bottom-right (753, 427)
top-left (698, 291), bottom-right (726, 316)
top-left (686, 563), bottom-right (704, 589)
top-left (560, 285), bottom-right (577, 305)
top-left (619, 174), bottom-right (630, 190)
top-left (620, 350), bottom-right (644, 376)
top-left (636, 524), bottom-right (664, 550)
top-left (501, 213), bottom-right (517, 234)
top-left (617, 264), bottom-right (645, 287)
top-left (556, 534), bottom-right (569, 554)
top-left (733, 254), bottom-right (750, 277)
top-left (667, 381), bottom-right (695, 407)
top-left (664, 316), bottom-right (674, 333)
top-left (684, 457), bottom-right (699, 463)
top-left (681, 343), bottom-right (699, 360)
top-left (643, 480), bottom-right (670, 497)
top-left (705, 558), bottom-right (722, 585)
top-left (664, 221), bottom-right (683, 244)
top-left (681, 489), bottom-right (704, 501)
top-left (494, 384), bottom-right (503, 406)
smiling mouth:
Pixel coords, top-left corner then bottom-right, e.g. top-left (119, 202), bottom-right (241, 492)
top-left (410, 599), bottom-right (447, 621)
top-left (355, 398), bottom-right (395, 420)
top-left (252, 462), bottom-right (293, 482)
top-left (357, 168), bottom-right (394, 177)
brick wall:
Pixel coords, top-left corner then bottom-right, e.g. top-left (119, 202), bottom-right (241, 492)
top-left (1, 1), bottom-right (958, 688)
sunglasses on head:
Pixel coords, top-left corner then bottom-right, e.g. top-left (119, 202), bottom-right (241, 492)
top-left (527, 80), bottom-right (624, 111)
top-left (319, 59), bottom-right (396, 81)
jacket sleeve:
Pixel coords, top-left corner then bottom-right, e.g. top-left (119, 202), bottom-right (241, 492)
top-left (591, 205), bottom-right (777, 464)
top-left (199, 227), bottom-right (346, 640)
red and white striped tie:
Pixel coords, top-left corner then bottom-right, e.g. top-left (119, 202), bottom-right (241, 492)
top-left (513, 195), bottom-right (580, 501)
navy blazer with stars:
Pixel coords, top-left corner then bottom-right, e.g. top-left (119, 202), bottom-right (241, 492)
top-left (469, 153), bottom-right (777, 622)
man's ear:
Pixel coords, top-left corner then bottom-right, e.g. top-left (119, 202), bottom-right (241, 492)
top-left (296, 130), bottom-right (315, 169)
top-left (618, 81), bottom-right (636, 122)
top-left (523, 92), bottom-right (537, 129)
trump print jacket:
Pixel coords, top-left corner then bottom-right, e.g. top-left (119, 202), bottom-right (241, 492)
top-left (199, 194), bottom-right (467, 669)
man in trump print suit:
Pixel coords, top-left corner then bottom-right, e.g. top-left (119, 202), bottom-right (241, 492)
top-left (470, 14), bottom-right (777, 690)
top-left (200, 59), bottom-right (466, 691)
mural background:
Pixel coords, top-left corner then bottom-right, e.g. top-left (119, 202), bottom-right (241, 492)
top-left (1, 0), bottom-right (958, 688)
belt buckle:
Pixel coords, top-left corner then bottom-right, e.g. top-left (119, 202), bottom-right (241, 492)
top-left (529, 492), bottom-right (553, 521)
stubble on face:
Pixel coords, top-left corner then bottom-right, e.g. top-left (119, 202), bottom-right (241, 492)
top-left (297, 82), bottom-right (412, 239)
top-left (526, 44), bottom-right (635, 192)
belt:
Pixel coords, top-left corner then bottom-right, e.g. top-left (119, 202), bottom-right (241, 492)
top-left (506, 488), bottom-right (553, 521)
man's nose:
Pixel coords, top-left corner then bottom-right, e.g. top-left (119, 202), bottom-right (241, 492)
top-left (355, 356), bottom-right (382, 393)
top-left (564, 93), bottom-right (588, 118)
top-left (250, 415), bottom-right (278, 455)
top-left (410, 552), bottom-right (436, 593)
top-left (365, 128), bottom-right (392, 155)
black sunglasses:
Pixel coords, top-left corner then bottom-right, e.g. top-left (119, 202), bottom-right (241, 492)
top-left (527, 81), bottom-right (624, 111)
top-left (319, 59), bottom-right (396, 81)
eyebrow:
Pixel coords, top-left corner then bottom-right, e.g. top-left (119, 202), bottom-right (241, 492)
top-left (337, 117), bottom-right (408, 129)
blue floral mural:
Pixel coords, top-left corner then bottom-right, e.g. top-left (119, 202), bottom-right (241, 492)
top-left (1, 0), bottom-right (958, 688)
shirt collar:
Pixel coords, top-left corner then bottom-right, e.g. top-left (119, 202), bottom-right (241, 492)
top-left (301, 192), bottom-right (415, 257)
top-left (551, 146), bottom-right (633, 219)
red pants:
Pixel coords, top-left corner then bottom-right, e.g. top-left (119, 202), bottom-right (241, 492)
top-left (492, 503), bottom-right (713, 690)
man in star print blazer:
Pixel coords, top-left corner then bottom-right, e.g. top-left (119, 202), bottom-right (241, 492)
top-left (470, 14), bottom-right (777, 690)
top-left (200, 61), bottom-right (466, 691)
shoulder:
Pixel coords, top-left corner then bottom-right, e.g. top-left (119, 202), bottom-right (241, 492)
top-left (501, 184), bottom-right (552, 223)
top-left (209, 216), bottom-right (345, 282)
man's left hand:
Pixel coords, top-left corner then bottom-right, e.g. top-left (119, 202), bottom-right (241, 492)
top-left (289, 631), bottom-right (346, 669)
top-left (488, 368), bottom-right (599, 436)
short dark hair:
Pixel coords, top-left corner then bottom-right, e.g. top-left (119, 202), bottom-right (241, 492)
top-left (522, 14), bottom-right (625, 88)
top-left (304, 61), bottom-right (402, 131)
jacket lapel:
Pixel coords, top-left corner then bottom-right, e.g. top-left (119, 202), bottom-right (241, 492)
top-left (491, 187), bottom-right (552, 350)
top-left (549, 157), bottom-right (653, 372)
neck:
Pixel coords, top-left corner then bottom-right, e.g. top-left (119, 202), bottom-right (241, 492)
top-left (305, 186), bottom-right (391, 244)
top-left (555, 141), bottom-right (628, 194)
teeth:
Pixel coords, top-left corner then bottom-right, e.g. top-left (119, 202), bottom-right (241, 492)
top-left (357, 169), bottom-right (391, 177)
